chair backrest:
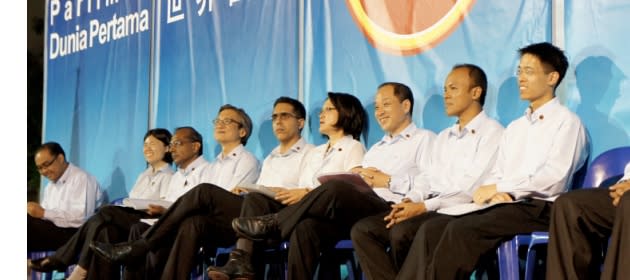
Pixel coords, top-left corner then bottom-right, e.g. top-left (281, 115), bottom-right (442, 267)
top-left (582, 146), bottom-right (630, 188)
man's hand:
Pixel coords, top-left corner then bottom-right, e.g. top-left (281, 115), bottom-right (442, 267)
top-left (146, 204), bottom-right (167, 215)
top-left (275, 188), bottom-right (309, 205)
top-left (473, 184), bottom-right (498, 205)
top-left (384, 199), bottom-right (426, 228)
top-left (609, 180), bottom-right (630, 206)
top-left (231, 187), bottom-right (249, 195)
top-left (488, 193), bottom-right (514, 204)
top-left (27, 202), bottom-right (45, 218)
top-left (353, 167), bottom-right (391, 188)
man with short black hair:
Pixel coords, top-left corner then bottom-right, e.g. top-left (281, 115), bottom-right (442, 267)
top-left (28, 142), bottom-right (103, 251)
top-left (397, 42), bottom-right (589, 280)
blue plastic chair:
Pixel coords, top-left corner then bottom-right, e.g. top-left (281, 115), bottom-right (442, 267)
top-left (270, 239), bottom-right (361, 280)
top-left (28, 251), bottom-right (74, 280)
top-left (497, 146), bottom-right (630, 280)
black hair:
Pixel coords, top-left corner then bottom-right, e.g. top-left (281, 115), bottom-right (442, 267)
top-left (274, 96), bottom-right (307, 120)
top-left (174, 126), bottom-right (203, 156)
top-left (144, 128), bottom-right (173, 164)
top-left (326, 92), bottom-right (368, 141)
top-left (377, 82), bottom-right (415, 116)
top-left (37, 142), bottom-right (66, 162)
top-left (518, 42), bottom-right (569, 90)
top-left (452, 64), bottom-right (488, 106)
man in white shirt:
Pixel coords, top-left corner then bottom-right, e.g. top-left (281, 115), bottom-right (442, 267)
top-left (93, 105), bottom-right (262, 279)
top-left (546, 162), bottom-right (630, 280)
top-left (225, 83), bottom-right (436, 280)
top-left (352, 64), bottom-right (504, 280)
top-left (28, 142), bottom-right (102, 252)
top-left (397, 42), bottom-right (589, 280)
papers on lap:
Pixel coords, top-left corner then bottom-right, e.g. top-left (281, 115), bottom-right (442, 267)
top-left (122, 198), bottom-right (173, 210)
top-left (317, 172), bottom-right (372, 193)
top-left (140, 218), bottom-right (158, 226)
top-left (437, 200), bottom-right (522, 216)
top-left (238, 182), bottom-right (277, 198)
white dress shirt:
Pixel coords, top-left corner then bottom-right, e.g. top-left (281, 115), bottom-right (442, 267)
top-left (206, 144), bottom-right (260, 191)
top-left (490, 98), bottom-right (589, 201)
top-left (41, 163), bottom-right (103, 228)
top-left (423, 111), bottom-right (504, 211)
top-left (298, 135), bottom-right (365, 188)
top-left (362, 123), bottom-right (436, 203)
top-left (257, 138), bottom-right (314, 188)
top-left (127, 164), bottom-right (174, 200)
top-left (163, 156), bottom-right (212, 202)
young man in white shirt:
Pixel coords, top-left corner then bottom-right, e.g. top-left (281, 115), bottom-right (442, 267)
top-left (546, 162), bottom-right (630, 280)
top-left (397, 42), bottom-right (589, 280)
top-left (220, 83), bottom-right (436, 280)
top-left (351, 64), bottom-right (504, 280)
top-left (28, 142), bottom-right (102, 252)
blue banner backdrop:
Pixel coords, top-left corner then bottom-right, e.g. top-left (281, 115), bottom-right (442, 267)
top-left (152, 0), bottom-right (299, 160)
top-left (44, 0), bottom-right (152, 200)
top-left (43, 0), bottom-right (629, 199)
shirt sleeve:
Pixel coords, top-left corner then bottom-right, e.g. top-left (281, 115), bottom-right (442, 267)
top-left (343, 142), bottom-right (366, 171)
top-left (496, 117), bottom-right (588, 200)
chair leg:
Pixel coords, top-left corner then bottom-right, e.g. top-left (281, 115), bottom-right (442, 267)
top-left (496, 235), bottom-right (531, 280)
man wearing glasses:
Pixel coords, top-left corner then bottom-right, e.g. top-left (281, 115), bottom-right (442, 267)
top-left (93, 104), bottom-right (262, 279)
top-left (28, 142), bottom-right (102, 252)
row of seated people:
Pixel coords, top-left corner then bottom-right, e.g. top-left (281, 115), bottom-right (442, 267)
top-left (27, 41), bottom-right (628, 280)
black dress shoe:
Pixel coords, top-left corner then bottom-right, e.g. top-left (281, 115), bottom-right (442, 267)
top-left (207, 249), bottom-right (254, 280)
top-left (89, 240), bottom-right (148, 265)
top-left (29, 256), bottom-right (66, 272)
top-left (231, 214), bottom-right (279, 241)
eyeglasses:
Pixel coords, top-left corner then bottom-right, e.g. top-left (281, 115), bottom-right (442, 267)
top-left (516, 67), bottom-right (547, 77)
top-left (169, 140), bottom-right (193, 148)
top-left (212, 118), bottom-right (243, 127)
top-left (271, 112), bottom-right (298, 121)
top-left (319, 107), bottom-right (337, 115)
top-left (37, 154), bottom-right (58, 171)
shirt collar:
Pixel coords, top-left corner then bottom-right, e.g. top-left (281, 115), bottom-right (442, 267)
top-left (178, 156), bottom-right (207, 174)
top-left (448, 110), bottom-right (488, 138)
top-left (525, 98), bottom-right (559, 123)
top-left (152, 163), bottom-right (172, 174)
top-left (54, 163), bottom-right (74, 184)
top-left (379, 123), bottom-right (417, 144)
top-left (270, 137), bottom-right (308, 158)
top-left (216, 144), bottom-right (245, 161)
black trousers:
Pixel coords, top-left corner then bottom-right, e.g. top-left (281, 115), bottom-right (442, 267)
top-left (351, 211), bottom-right (444, 280)
top-left (27, 215), bottom-right (77, 252)
top-left (546, 188), bottom-right (630, 280)
top-left (271, 181), bottom-right (391, 280)
top-left (127, 184), bottom-right (243, 280)
top-left (48, 206), bottom-right (149, 279)
top-left (397, 200), bottom-right (551, 280)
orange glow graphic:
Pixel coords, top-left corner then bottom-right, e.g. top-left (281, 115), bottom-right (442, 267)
top-left (345, 0), bottom-right (476, 55)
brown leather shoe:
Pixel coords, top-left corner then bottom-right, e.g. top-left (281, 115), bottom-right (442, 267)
top-left (207, 249), bottom-right (255, 280)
